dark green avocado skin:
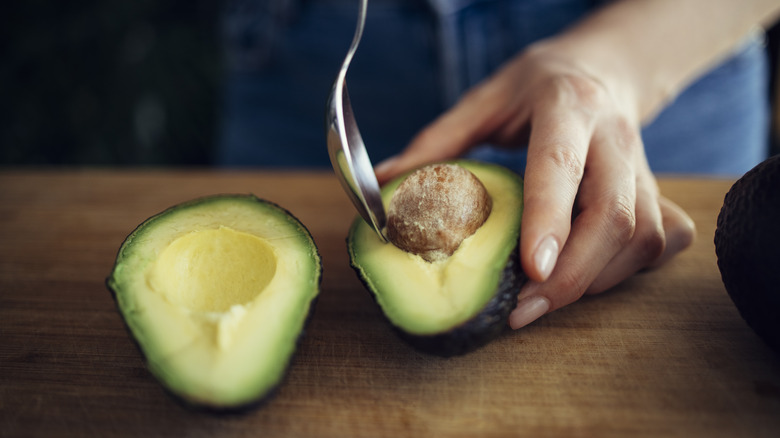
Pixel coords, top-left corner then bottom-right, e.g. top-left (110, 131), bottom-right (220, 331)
top-left (715, 154), bottom-right (780, 354)
top-left (106, 194), bottom-right (322, 413)
top-left (350, 241), bottom-right (526, 357)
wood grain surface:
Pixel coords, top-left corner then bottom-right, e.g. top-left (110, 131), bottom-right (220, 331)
top-left (1, 169), bottom-right (778, 437)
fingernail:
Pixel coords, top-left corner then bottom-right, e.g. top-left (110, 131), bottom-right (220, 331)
top-left (517, 280), bottom-right (540, 301)
top-left (509, 296), bottom-right (550, 330)
top-left (534, 235), bottom-right (559, 281)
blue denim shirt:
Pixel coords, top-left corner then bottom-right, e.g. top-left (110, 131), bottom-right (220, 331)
top-left (219, 0), bottom-right (769, 176)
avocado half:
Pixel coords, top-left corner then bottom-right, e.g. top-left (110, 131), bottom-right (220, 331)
top-left (715, 154), bottom-right (780, 353)
top-left (347, 160), bottom-right (526, 356)
top-left (107, 194), bottom-right (321, 411)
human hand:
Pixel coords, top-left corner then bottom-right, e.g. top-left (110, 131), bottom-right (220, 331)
top-left (374, 41), bottom-right (696, 330)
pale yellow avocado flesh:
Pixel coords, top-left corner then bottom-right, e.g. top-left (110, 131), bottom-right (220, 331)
top-left (150, 227), bottom-right (277, 315)
top-left (349, 161), bottom-right (523, 335)
top-left (109, 196), bottom-right (320, 408)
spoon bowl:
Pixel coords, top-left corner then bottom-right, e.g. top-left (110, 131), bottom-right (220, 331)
top-left (326, 0), bottom-right (387, 242)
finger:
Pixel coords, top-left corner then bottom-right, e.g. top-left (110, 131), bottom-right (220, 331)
top-left (586, 193), bottom-right (695, 294)
top-left (511, 118), bottom-right (638, 329)
top-left (374, 81), bottom-right (513, 184)
top-left (647, 196), bottom-right (696, 268)
top-left (519, 82), bottom-right (599, 282)
top-left (373, 121), bottom-right (470, 185)
top-left (585, 163), bottom-right (665, 294)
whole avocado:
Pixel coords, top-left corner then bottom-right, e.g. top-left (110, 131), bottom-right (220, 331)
top-left (714, 154), bottom-right (780, 353)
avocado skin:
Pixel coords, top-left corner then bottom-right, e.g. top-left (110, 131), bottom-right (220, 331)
top-left (350, 241), bottom-right (526, 357)
top-left (715, 154), bottom-right (780, 353)
top-left (106, 194), bottom-right (322, 412)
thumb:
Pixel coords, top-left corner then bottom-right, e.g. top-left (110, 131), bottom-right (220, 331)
top-left (374, 89), bottom-right (497, 184)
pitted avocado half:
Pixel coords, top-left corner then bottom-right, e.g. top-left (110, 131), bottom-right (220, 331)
top-left (348, 160), bottom-right (526, 356)
top-left (107, 194), bottom-right (321, 411)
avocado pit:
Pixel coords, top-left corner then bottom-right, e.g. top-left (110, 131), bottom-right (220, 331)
top-left (386, 163), bottom-right (492, 262)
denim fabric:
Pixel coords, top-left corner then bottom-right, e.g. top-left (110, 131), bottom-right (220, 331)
top-left (429, 0), bottom-right (599, 104)
top-left (218, 0), bottom-right (770, 176)
top-left (641, 35), bottom-right (769, 175)
top-left (218, 0), bottom-right (441, 168)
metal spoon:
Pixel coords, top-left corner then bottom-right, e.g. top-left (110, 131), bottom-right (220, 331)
top-left (326, 0), bottom-right (387, 242)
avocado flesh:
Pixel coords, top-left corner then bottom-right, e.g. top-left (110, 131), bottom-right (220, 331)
top-left (107, 195), bottom-right (321, 410)
top-left (348, 161), bottom-right (524, 354)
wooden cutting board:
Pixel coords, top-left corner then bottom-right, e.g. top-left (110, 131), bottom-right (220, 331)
top-left (1, 169), bottom-right (778, 437)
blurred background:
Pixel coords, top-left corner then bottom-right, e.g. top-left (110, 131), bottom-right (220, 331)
top-left (2, 0), bottom-right (779, 168)
top-left (1, 0), bottom-right (222, 166)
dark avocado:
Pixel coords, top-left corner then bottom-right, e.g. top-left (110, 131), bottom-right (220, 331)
top-left (715, 154), bottom-right (780, 353)
top-left (107, 194), bottom-right (321, 411)
top-left (347, 160), bottom-right (527, 356)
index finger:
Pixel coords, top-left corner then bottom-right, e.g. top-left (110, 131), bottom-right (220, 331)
top-left (520, 85), bottom-right (595, 282)
top-left (374, 83), bottom-right (507, 184)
